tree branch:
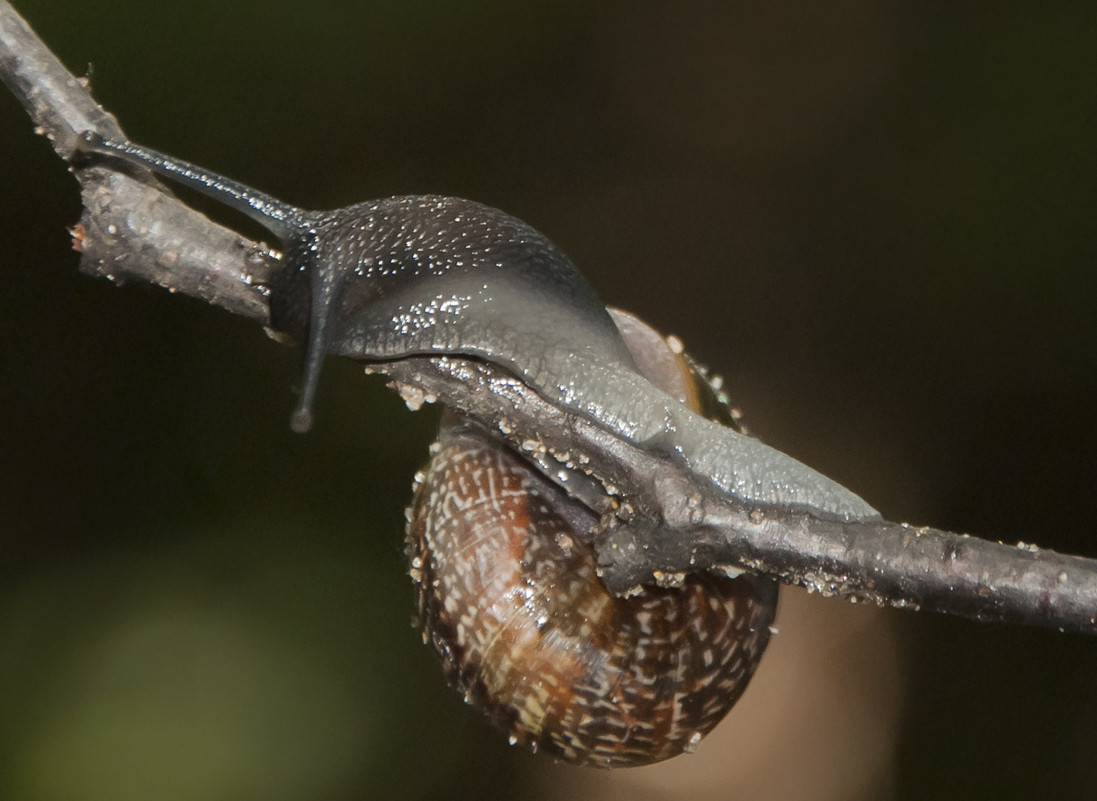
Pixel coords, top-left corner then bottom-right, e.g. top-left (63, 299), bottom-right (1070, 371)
top-left (3, 0), bottom-right (1095, 634)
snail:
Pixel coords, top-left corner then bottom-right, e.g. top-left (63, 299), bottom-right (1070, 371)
top-left (76, 133), bottom-right (872, 765)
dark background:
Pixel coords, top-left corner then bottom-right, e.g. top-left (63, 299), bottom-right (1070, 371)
top-left (2, 2), bottom-right (1095, 799)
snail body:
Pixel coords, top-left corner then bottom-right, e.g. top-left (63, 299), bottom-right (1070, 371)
top-left (78, 133), bottom-right (878, 521)
top-left (408, 309), bottom-right (777, 766)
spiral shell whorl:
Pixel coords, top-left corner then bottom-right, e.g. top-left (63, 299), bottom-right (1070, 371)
top-left (408, 425), bottom-right (774, 766)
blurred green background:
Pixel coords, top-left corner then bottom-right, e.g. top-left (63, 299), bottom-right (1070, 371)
top-left (2, 2), bottom-right (1096, 799)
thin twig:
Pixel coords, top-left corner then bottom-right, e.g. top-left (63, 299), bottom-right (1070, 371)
top-left (2, 0), bottom-right (1095, 634)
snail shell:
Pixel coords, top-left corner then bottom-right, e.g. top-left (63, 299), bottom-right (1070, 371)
top-left (407, 309), bottom-right (777, 767)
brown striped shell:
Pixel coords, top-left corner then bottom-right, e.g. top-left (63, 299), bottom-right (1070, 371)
top-left (406, 310), bottom-right (777, 767)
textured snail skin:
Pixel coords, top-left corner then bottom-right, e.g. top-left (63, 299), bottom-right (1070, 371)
top-left (407, 312), bottom-right (778, 767)
top-left (273, 194), bottom-right (876, 519)
top-left (78, 134), bottom-right (878, 521)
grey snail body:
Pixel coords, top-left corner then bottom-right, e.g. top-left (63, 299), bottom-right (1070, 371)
top-left (78, 133), bottom-right (879, 522)
top-left (77, 134), bottom-right (868, 765)
top-left (408, 308), bottom-right (776, 766)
